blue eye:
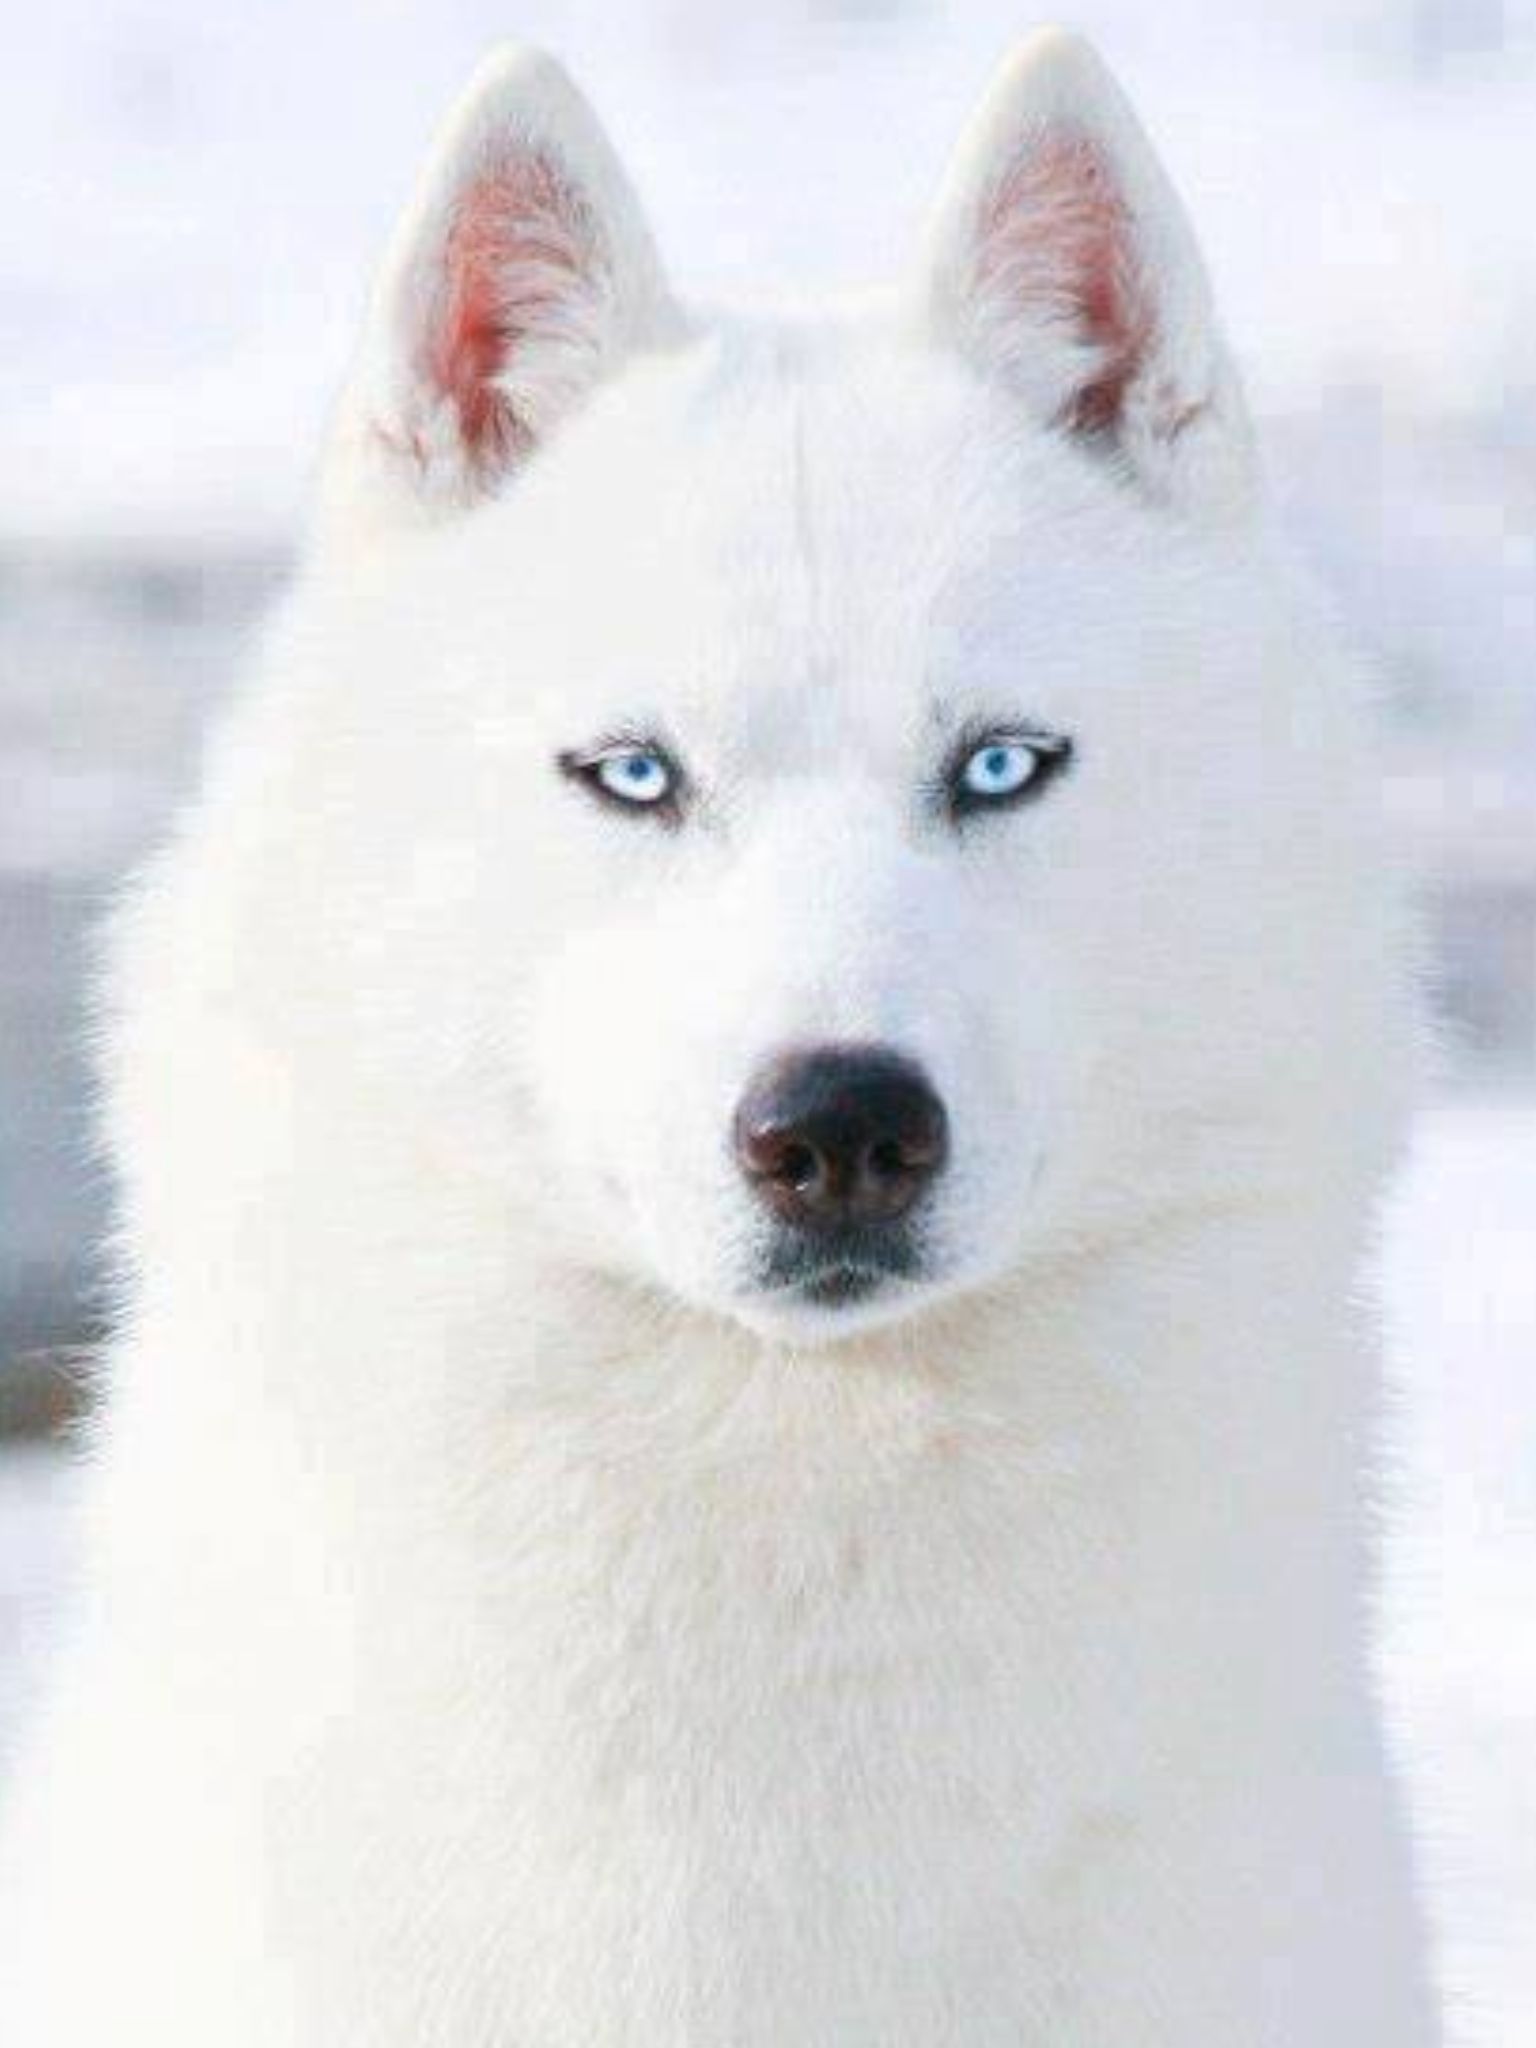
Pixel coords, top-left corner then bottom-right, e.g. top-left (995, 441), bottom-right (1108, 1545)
top-left (560, 738), bottom-right (683, 819)
top-left (948, 728), bottom-right (1072, 819)
top-left (962, 741), bottom-right (1038, 800)
top-left (595, 748), bottom-right (672, 804)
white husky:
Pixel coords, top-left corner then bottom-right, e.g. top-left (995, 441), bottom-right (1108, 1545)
top-left (0, 31), bottom-right (1439, 2045)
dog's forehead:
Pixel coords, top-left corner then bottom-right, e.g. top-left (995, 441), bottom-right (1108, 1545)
top-left (660, 330), bottom-right (1069, 612)
top-left (507, 325), bottom-right (1126, 748)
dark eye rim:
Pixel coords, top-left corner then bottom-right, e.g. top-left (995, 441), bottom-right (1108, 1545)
top-left (940, 722), bottom-right (1075, 822)
top-left (557, 732), bottom-right (688, 825)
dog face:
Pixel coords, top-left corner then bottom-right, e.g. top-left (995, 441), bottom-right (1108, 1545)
top-left (288, 40), bottom-right (1387, 1343)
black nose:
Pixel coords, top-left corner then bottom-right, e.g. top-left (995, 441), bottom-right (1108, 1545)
top-left (733, 1046), bottom-right (948, 1230)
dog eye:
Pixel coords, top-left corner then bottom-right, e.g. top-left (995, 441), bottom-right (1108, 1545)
top-left (947, 730), bottom-right (1073, 820)
top-left (559, 740), bottom-right (682, 820)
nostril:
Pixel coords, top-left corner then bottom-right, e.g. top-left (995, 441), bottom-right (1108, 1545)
top-left (867, 1138), bottom-right (908, 1182)
top-left (775, 1141), bottom-right (820, 1191)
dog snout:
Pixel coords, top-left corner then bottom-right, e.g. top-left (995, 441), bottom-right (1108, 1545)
top-left (733, 1046), bottom-right (948, 1230)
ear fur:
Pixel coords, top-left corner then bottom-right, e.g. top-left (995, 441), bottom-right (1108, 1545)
top-left (919, 30), bottom-right (1253, 511)
top-left (327, 46), bottom-right (679, 525)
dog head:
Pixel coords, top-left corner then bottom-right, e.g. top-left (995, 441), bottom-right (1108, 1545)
top-left (280, 38), bottom-right (1390, 1345)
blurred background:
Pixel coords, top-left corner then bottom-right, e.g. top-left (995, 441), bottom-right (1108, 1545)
top-left (1, 0), bottom-right (1532, 2034)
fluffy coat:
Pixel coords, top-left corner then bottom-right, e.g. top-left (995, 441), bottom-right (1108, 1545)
top-left (0, 32), bottom-right (1439, 2044)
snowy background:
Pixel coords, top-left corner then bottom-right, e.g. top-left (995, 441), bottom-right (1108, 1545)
top-left (1, 0), bottom-right (1532, 2037)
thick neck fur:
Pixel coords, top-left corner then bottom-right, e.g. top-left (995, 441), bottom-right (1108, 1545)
top-left (100, 1049), bottom-right (1375, 1646)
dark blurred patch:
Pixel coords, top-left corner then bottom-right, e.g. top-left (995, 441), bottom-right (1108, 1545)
top-left (0, 1345), bottom-right (94, 1439)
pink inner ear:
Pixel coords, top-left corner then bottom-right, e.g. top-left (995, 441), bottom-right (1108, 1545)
top-left (426, 152), bottom-right (588, 473)
top-left (978, 135), bottom-right (1154, 437)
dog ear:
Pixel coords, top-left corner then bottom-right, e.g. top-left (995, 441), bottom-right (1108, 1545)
top-left (918, 31), bottom-right (1253, 512)
top-left (326, 47), bottom-right (679, 524)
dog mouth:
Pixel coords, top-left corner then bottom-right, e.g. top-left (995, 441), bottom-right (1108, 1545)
top-left (795, 1264), bottom-right (888, 1307)
top-left (754, 1226), bottom-right (925, 1311)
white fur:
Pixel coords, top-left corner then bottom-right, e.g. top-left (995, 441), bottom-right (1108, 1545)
top-left (0, 33), bottom-right (1440, 2044)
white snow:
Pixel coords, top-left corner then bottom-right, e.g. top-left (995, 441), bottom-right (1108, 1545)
top-left (1380, 1092), bottom-right (1536, 2041)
